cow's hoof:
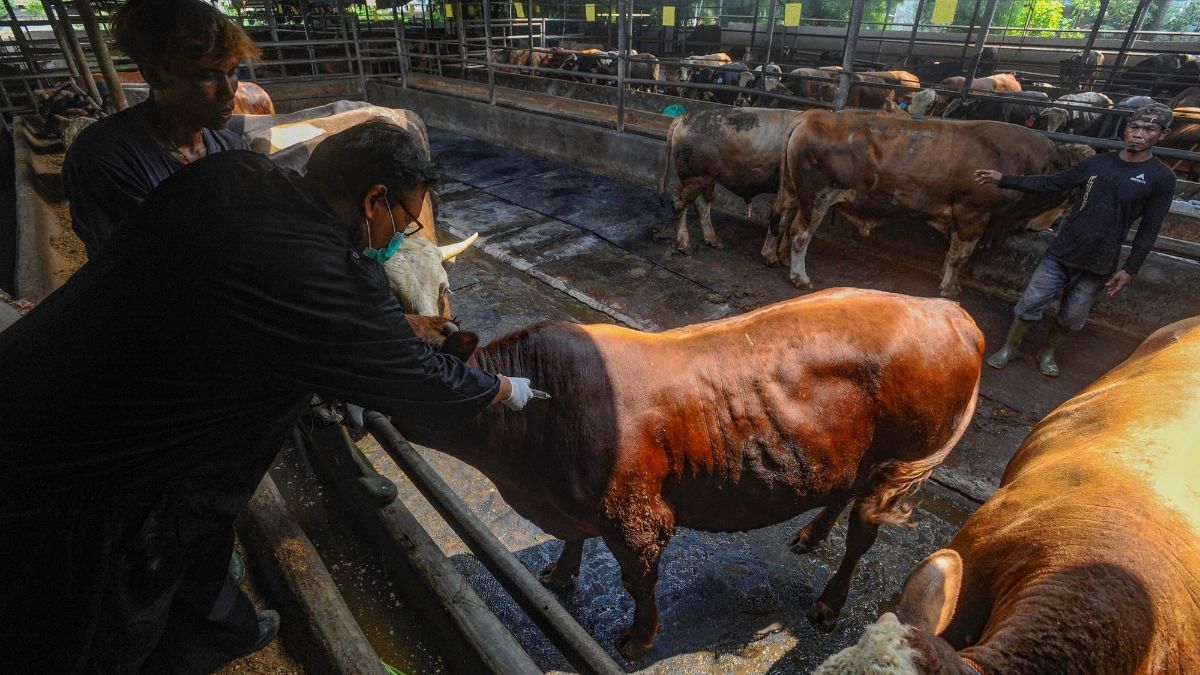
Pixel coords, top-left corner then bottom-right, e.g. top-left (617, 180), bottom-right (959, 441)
top-left (806, 602), bottom-right (839, 633)
top-left (787, 534), bottom-right (817, 555)
top-left (705, 238), bottom-right (725, 250)
top-left (538, 564), bottom-right (576, 593)
top-left (788, 274), bottom-right (813, 290)
top-left (761, 252), bottom-right (780, 267)
top-left (616, 630), bottom-right (653, 660)
top-left (675, 245), bottom-right (693, 256)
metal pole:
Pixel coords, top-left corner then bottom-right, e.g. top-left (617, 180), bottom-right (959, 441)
top-left (959, 0), bottom-right (982, 60)
top-left (262, 0), bottom-right (287, 72)
top-left (48, 0), bottom-right (103, 105)
top-left (455, 0), bottom-right (467, 77)
top-left (43, 2), bottom-right (86, 88)
top-left (903, 0), bottom-right (927, 66)
top-left (483, 0), bottom-right (496, 103)
top-left (1081, 0), bottom-right (1109, 55)
top-left (1107, 0), bottom-right (1152, 90)
top-left (749, 0), bottom-right (759, 59)
top-left (350, 13), bottom-right (367, 96)
top-left (834, 0), bottom-right (865, 111)
top-left (616, 0), bottom-right (627, 131)
top-left (1, 0), bottom-right (42, 78)
top-left (957, 0), bottom-right (999, 98)
top-left (393, 1), bottom-right (409, 87)
top-left (75, 0), bottom-right (127, 111)
top-left (363, 413), bottom-right (624, 675)
top-left (526, 0), bottom-right (535, 55)
top-left (762, 0), bottom-right (778, 64)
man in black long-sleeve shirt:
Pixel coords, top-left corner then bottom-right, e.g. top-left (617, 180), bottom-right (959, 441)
top-left (974, 103), bottom-right (1176, 377)
top-left (0, 121), bottom-right (538, 672)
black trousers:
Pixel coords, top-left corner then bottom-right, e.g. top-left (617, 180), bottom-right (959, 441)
top-left (0, 442), bottom-right (286, 673)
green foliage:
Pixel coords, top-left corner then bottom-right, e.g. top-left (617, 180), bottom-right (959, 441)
top-left (1164, 0), bottom-right (1200, 31)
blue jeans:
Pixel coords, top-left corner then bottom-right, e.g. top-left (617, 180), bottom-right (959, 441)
top-left (1014, 257), bottom-right (1108, 331)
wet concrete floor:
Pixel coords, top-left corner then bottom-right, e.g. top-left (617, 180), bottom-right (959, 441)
top-left (349, 127), bottom-right (1144, 674)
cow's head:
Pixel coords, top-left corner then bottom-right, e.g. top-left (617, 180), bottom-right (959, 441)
top-left (382, 233), bottom-right (478, 318)
top-left (814, 550), bottom-right (965, 675)
top-left (405, 315), bottom-right (480, 364)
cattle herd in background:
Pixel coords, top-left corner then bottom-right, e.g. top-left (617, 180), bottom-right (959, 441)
top-left (493, 44), bottom-right (1200, 177)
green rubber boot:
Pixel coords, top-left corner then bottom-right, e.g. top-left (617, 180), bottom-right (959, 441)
top-left (1037, 323), bottom-right (1072, 377)
top-left (230, 549), bottom-right (246, 586)
top-left (986, 318), bottom-right (1034, 369)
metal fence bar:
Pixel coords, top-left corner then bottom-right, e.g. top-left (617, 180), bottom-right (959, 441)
top-left (615, 0), bottom-right (627, 131)
top-left (362, 412), bottom-right (624, 675)
top-left (1107, 0), bottom-right (1153, 89)
top-left (76, 0), bottom-right (126, 111)
top-left (834, 0), bottom-right (865, 111)
top-left (958, 0), bottom-right (1000, 98)
top-left (484, 0), bottom-right (497, 104)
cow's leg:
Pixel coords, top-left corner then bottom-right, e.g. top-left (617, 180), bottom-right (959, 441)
top-left (603, 500), bottom-right (674, 659)
top-left (672, 177), bottom-right (708, 254)
top-left (539, 539), bottom-right (586, 592)
top-left (764, 187), bottom-right (798, 267)
top-left (696, 183), bottom-right (724, 249)
top-left (787, 188), bottom-right (849, 288)
top-left (788, 498), bottom-right (850, 554)
top-left (786, 210), bottom-right (821, 289)
top-left (808, 499), bottom-right (879, 632)
top-left (939, 230), bottom-right (982, 298)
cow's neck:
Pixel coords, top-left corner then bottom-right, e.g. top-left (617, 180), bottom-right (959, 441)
top-left (399, 338), bottom-right (536, 476)
top-left (955, 566), bottom-right (1157, 674)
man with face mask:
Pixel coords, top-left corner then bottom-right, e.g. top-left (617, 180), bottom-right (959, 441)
top-left (62, 0), bottom-right (258, 257)
top-left (973, 103), bottom-right (1176, 377)
top-left (0, 121), bottom-right (539, 672)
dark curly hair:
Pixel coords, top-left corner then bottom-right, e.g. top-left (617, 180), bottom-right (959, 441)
top-left (306, 119), bottom-right (441, 203)
top-left (111, 0), bottom-right (262, 75)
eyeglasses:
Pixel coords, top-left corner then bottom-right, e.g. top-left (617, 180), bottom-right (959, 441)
top-left (396, 200), bottom-right (425, 238)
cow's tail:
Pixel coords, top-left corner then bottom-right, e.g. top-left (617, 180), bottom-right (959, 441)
top-left (659, 115), bottom-right (683, 206)
top-left (858, 371), bottom-right (980, 526)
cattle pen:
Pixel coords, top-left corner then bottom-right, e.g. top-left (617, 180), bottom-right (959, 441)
top-left (3, 0), bottom-right (1200, 673)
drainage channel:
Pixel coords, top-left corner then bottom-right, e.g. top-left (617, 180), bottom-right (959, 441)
top-left (268, 438), bottom-right (471, 673)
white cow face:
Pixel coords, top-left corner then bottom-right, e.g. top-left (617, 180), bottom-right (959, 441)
top-left (381, 233), bottom-right (477, 318)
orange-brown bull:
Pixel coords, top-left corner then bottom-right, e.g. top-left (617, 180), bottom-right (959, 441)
top-left (818, 316), bottom-right (1200, 674)
top-left (403, 288), bottom-right (984, 659)
top-left (767, 111), bottom-right (1094, 297)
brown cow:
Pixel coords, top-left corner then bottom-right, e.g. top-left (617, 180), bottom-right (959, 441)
top-left (816, 316), bottom-right (1200, 675)
top-left (1168, 85), bottom-right (1200, 109)
top-left (931, 73), bottom-right (1024, 116)
top-left (232, 81), bottom-right (274, 115)
top-left (402, 288), bottom-right (984, 658)
top-left (660, 108), bottom-right (804, 253)
top-left (814, 70), bottom-right (921, 109)
top-left (783, 66), bottom-right (839, 102)
top-left (939, 72), bottom-right (1022, 93)
top-left (1161, 107), bottom-right (1200, 180)
top-left (767, 111), bottom-right (1094, 296)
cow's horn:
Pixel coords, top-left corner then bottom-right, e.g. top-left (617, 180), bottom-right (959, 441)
top-left (439, 232), bottom-right (479, 261)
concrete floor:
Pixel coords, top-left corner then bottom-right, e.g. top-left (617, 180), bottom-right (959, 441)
top-left (354, 127), bottom-right (1145, 674)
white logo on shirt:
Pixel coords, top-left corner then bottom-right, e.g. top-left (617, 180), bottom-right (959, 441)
top-left (1131, 173), bottom-right (1147, 184)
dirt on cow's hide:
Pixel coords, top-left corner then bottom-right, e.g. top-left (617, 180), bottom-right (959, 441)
top-left (48, 200), bottom-right (87, 278)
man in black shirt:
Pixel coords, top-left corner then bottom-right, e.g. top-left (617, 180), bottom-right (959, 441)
top-left (62, 0), bottom-right (257, 256)
top-left (974, 103), bottom-right (1176, 376)
top-left (0, 122), bottom-right (538, 672)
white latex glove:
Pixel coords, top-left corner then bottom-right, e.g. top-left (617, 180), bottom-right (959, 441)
top-left (502, 377), bottom-right (538, 411)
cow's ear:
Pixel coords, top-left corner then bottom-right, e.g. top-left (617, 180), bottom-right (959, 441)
top-left (896, 549), bottom-right (962, 635)
top-left (439, 331), bottom-right (479, 362)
